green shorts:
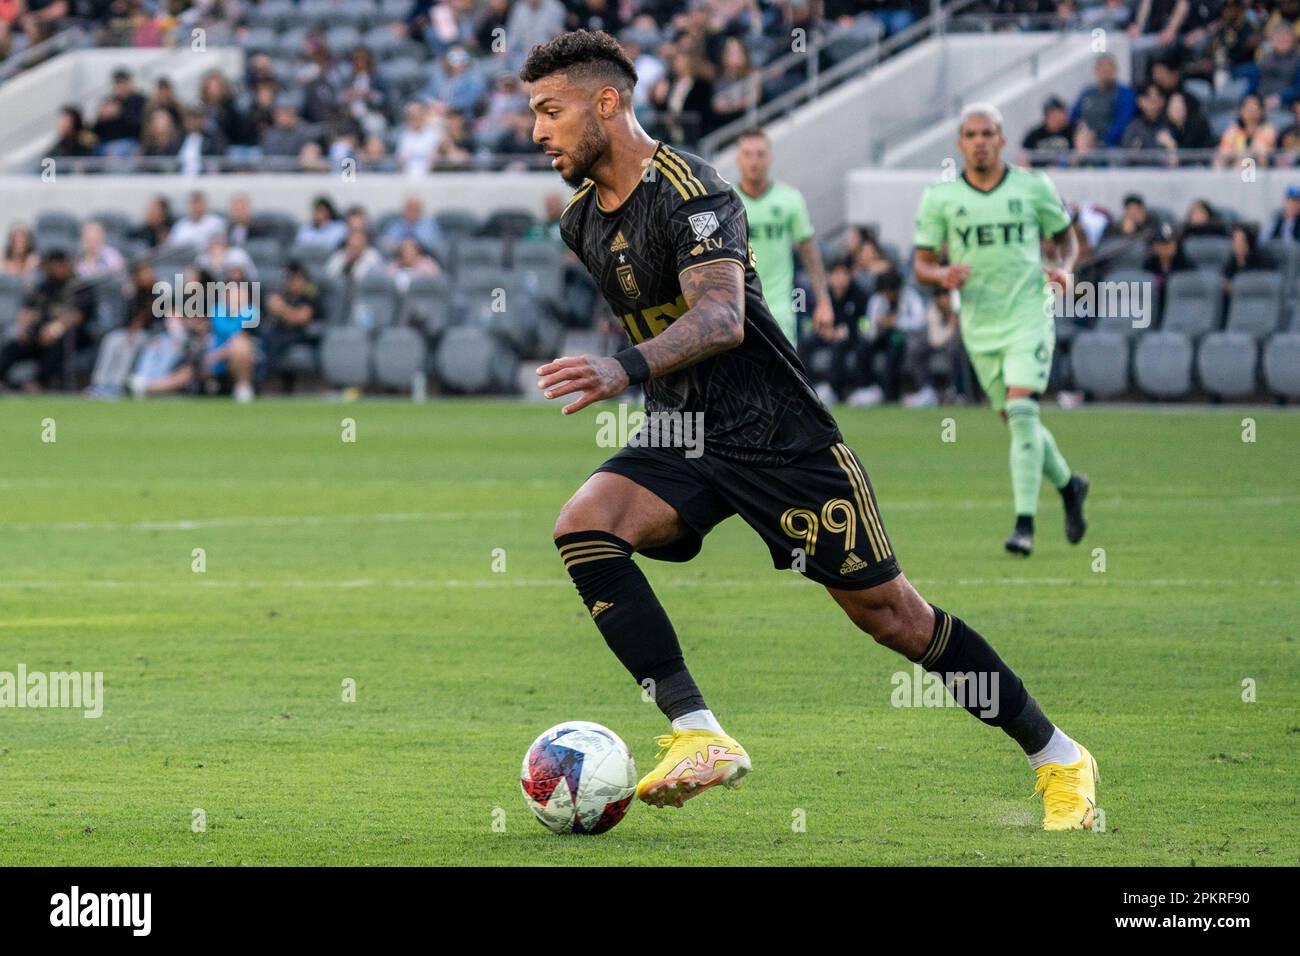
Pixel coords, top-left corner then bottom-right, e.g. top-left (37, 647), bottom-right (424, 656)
top-left (967, 338), bottom-right (1054, 412)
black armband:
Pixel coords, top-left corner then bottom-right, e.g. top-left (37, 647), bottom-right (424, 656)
top-left (613, 346), bottom-right (651, 386)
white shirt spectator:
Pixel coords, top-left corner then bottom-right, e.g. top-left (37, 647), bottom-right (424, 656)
top-left (169, 212), bottom-right (226, 251)
top-left (396, 123), bottom-right (441, 177)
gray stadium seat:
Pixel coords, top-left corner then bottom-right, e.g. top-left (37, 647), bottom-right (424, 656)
top-left (454, 237), bottom-right (507, 275)
top-left (251, 210), bottom-right (299, 246)
top-left (242, 26), bottom-right (278, 56)
top-left (402, 275), bottom-right (453, 335)
top-left (90, 210), bottom-right (133, 246)
top-left (153, 243), bottom-right (198, 272)
top-left (377, 58), bottom-right (425, 97)
top-left (319, 326), bottom-right (371, 387)
top-left (1196, 332), bottom-right (1258, 398)
top-left (1070, 331), bottom-right (1129, 397)
top-left (363, 25), bottom-right (405, 58)
top-left (1095, 238), bottom-right (1146, 272)
top-left (482, 208), bottom-right (538, 238)
top-left (373, 326), bottom-right (428, 389)
top-left (1094, 268), bottom-right (1156, 334)
top-left (244, 237), bottom-right (285, 270)
top-left (288, 243), bottom-right (335, 277)
top-left (349, 274), bottom-right (400, 329)
top-left (246, 0), bottom-right (294, 29)
top-left (512, 240), bottom-right (564, 301)
top-left (0, 274), bottom-right (24, 339)
top-left (1132, 331), bottom-right (1193, 398)
top-left (1262, 333), bottom-right (1300, 398)
top-left (315, 275), bottom-right (347, 325)
top-left (1225, 270), bottom-right (1283, 338)
top-left (1162, 269), bottom-right (1222, 338)
top-left (435, 209), bottom-right (482, 237)
top-left (325, 25), bottom-right (362, 55)
top-left (433, 325), bottom-right (517, 394)
top-left (1183, 235), bottom-right (1232, 271)
top-left (1261, 239), bottom-right (1299, 283)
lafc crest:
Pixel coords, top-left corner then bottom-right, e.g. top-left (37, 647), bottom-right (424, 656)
top-left (617, 263), bottom-right (640, 298)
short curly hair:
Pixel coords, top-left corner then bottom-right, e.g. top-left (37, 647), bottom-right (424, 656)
top-left (518, 29), bottom-right (638, 94)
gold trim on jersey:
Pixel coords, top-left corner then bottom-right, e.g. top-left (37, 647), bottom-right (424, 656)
top-left (659, 146), bottom-right (707, 197)
top-left (653, 159), bottom-right (695, 201)
top-left (562, 180), bottom-right (595, 218)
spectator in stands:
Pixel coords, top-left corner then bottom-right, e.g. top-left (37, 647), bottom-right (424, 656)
top-left (505, 0), bottom-right (567, 66)
top-left (1182, 198), bottom-right (1229, 236)
top-left (129, 195), bottom-right (173, 250)
top-left (850, 232), bottom-right (896, 292)
top-left (226, 194), bottom-right (256, 248)
top-left (1151, 51), bottom-right (1206, 121)
top-left (1156, 90), bottom-right (1216, 163)
top-left (92, 67), bottom-right (148, 157)
top-left (139, 107), bottom-right (183, 161)
top-left (387, 237), bottom-right (443, 292)
top-left (1142, 221), bottom-right (1196, 319)
top-left (204, 260), bottom-right (259, 403)
top-left (0, 249), bottom-right (90, 392)
top-left (1215, 92), bottom-right (1277, 167)
top-left (418, 0), bottom-right (479, 54)
top-left (620, 29), bottom-right (667, 111)
top-left (924, 288), bottom-right (970, 402)
top-left (297, 197), bottom-right (347, 249)
top-left (395, 101), bottom-right (441, 176)
top-left (2, 223), bottom-right (40, 281)
top-left (169, 191), bottom-right (226, 251)
top-left (568, 0), bottom-right (624, 35)
top-left (326, 229), bottom-right (383, 282)
top-left (260, 98), bottom-right (314, 165)
top-left (198, 70), bottom-right (255, 159)
top-left (50, 106), bottom-right (97, 158)
top-left (262, 260), bottom-right (320, 394)
top-left (435, 108), bottom-right (477, 166)
top-left (338, 46), bottom-right (389, 140)
top-left (145, 77), bottom-right (184, 131)
top-left (248, 77), bottom-right (279, 142)
top-left (1121, 83), bottom-right (1170, 161)
top-left (1083, 0), bottom-right (1132, 31)
top-left (1069, 119), bottom-right (1104, 167)
top-left (424, 45), bottom-right (487, 115)
top-left (801, 256), bottom-right (865, 405)
top-left (860, 268), bottom-right (927, 405)
top-left (380, 195), bottom-right (443, 257)
top-left (1127, 0), bottom-right (1193, 58)
top-left (651, 50), bottom-right (715, 145)
top-left (85, 259), bottom-right (157, 399)
top-left (19, 0), bottom-right (68, 46)
top-left (711, 36), bottom-right (760, 128)
top-left (1263, 0), bottom-right (1300, 40)
top-left (1249, 23), bottom-right (1300, 110)
top-left (1278, 98), bottom-right (1300, 163)
top-left (76, 221), bottom-right (126, 281)
top-left (1021, 95), bottom-right (1075, 167)
top-left (1266, 183), bottom-right (1300, 240)
top-left (1222, 222), bottom-right (1272, 287)
top-left (1197, 0), bottom-right (1261, 86)
top-left (1070, 53), bottom-right (1137, 148)
top-left (472, 0), bottom-right (511, 55)
top-left (1104, 193), bottom-right (1157, 245)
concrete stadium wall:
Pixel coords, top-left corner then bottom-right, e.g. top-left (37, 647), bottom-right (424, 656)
top-left (845, 167), bottom-right (1300, 250)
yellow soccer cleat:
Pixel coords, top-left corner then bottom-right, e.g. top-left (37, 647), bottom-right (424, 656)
top-left (1034, 743), bottom-right (1099, 831)
top-left (636, 730), bottom-right (752, 808)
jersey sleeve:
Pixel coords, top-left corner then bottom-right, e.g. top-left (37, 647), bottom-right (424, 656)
top-left (912, 185), bottom-right (947, 252)
top-left (789, 188), bottom-right (815, 245)
top-left (1033, 172), bottom-right (1073, 238)
top-left (669, 190), bottom-right (749, 277)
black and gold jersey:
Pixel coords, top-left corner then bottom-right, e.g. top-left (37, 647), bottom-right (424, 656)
top-left (558, 141), bottom-right (841, 467)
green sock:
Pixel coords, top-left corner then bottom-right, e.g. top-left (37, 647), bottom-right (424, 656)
top-left (1040, 422), bottom-right (1071, 490)
top-left (1006, 397), bottom-right (1045, 517)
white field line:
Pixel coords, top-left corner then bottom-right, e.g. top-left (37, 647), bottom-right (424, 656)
top-left (0, 494), bottom-right (1294, 533)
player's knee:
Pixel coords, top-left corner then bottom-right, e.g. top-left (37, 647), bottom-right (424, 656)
top-left (835, 578), bottom-right (933, 655)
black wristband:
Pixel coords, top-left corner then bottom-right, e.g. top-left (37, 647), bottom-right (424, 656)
top-left (613, 346), bottom-right (651, 386)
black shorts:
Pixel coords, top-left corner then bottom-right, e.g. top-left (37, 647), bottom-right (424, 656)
top-left (595, 440), bottom-right (901, 590)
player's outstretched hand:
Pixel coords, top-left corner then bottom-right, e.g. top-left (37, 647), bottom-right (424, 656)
top-left (537, 355), bottom-right (630, 415)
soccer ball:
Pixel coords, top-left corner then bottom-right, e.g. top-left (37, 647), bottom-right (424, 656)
top-left (520, 721), bottom-right (637, 835)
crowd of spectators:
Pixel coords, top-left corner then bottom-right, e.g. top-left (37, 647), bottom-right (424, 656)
top-left (36, 0), bottom-right (925, 172)
top-left (1021, 2), bottom-right (1300, 167)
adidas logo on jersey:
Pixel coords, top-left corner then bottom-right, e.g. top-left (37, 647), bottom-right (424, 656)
top-left (610, 230), bottom-right (629, 252)
top-left (590, 601), bottom-right (614, 619)
top-left (840, 552), bottom-right (868, 574)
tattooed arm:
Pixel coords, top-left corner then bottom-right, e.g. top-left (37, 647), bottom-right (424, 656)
top-left (536, 259), bottom-right (746, 414)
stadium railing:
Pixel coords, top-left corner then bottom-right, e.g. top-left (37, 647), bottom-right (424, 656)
top-left (0, 24), bottom-right (91, 84)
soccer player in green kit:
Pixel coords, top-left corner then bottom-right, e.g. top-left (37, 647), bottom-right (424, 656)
top-left (913, 103), bottom-right (1089, 557)
top-left (734, 127), bottom-right (834, 344)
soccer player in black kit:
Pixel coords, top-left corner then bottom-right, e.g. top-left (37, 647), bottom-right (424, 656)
top-left (523, 31), bottom-right (1098, 829)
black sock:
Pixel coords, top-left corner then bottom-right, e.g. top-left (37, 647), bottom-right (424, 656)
top-left (1015, 514), bottom-right (1034, 535)
top-left (556, 531), bottom-right (705, 721)
top-left (1059, 476), bottom-right (1078, 505)
top-left (911, 605), bottom-right (1055, 755)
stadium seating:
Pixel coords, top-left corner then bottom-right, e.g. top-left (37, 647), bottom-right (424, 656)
top-left (319, 326), bottom-right (372, 388)
top-left (1196, 332), bottom-right (1258, 399)
top-left (1262, 334), bottom-right (1300, 399)
top-left (1070, 332), bottom-right (1130, 398)
top-left (1224, 272), bottom-right (1284, 339)
top-left (1133, 332), bottom-right (1193, 399)
top-left (1162, 271), bottom-right (1222, 339)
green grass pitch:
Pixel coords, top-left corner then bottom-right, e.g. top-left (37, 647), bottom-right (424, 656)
top-left (0, 398), bottom-right (1295, 866)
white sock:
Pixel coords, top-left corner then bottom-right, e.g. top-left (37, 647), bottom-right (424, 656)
top-left (671, 709), bottom-right (725, 735)
top-left (1027, 726), bottom-right (1081, 770)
